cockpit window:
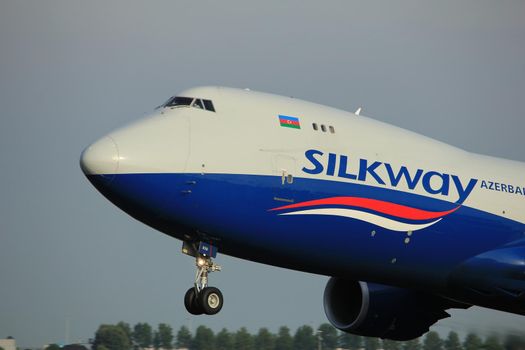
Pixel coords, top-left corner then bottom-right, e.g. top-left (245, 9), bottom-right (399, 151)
top-left (155, 97), bottom-right (172, 110)
top-left (160, 96), bottom-right (216, 112)
top-left (192, 99), bottom-right (204, 109)
top-left (203, 99), bottom-right (215, 112)
top-left (165, 96), bottom-right (193, 107)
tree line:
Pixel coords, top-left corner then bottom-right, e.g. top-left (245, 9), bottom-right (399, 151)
top-left (90, 322), bottom-right (525, 350)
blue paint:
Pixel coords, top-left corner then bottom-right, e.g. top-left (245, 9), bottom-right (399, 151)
top-left (337, 155), bottom-right (357, 180)
top-left (385, 164), bottom-right (423, 190)
top-left (302, 149), bottom-right (324, 175)
top-left (326, 153), bottom-right (337, 176)
top-left (87, 172), bottom-right (524, 292)
top-left (358, 159), bottom-right (385, 185)
top-left (301, 149), bottom-right (479, 204)
top-left (422, 171), bottom-right (449, 196)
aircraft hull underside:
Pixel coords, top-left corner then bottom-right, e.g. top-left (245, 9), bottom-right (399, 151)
top-left (87, 172), bottom-right (525, 297)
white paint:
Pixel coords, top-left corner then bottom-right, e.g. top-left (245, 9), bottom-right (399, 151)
top-left (279, 208), bottom-right (442, 232)
top-left (81, 86), bottom-right (525, 224)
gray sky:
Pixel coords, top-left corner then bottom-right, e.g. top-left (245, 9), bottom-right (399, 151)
top-left (1, 1), bottom-right (524, 347)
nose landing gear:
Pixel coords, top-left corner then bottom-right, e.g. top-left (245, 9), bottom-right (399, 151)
top-left (182, 241), bottom-right (223, 315)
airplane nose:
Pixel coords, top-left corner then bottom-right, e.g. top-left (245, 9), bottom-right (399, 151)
top-left (80, 136), bottom-right (119, 177)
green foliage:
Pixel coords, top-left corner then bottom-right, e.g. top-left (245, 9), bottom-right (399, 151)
top-left (484, 335), bottom-right (503, 350)
top-left (403, 338), bottom-right (422, 350)
top-left (383, 339), bottom-right (403, 350)
top-left (503, 333), bottom-right (525, 350)
top-left (91, 321), bottom-right (523, 350)
top-left (364, 336), bottom-right (381, 350)
top-left (133, 323), bottom-right (153, 348)
top-left (423, 331), bottom-right (443, 350)
top-left (254, 328), bottom-right (275, 350)
top-left (192, 325), bottom-right (215, 350)
top-left (175, 326), bottom-right (192, 349)
top-left (156, 323), bottom-right (173, 350)
top-left (153, 332), bottom-right (160, 350)
top-left (293, 325), bottom-right (316, 350)
top-left (117, 322), bottom-right (132, 345)
top-left (274, 326), bottom-right (293, 350)
top-left (339, 333), bottom-right (363, 350)
top-left (46, 345), bottom-right (61, 350)
top-left (0, 346), bottom-right (5, 350)
top-left (215, 328), bottom-right (234, 350)
top-left (233, 327), bottom-right (254, 350)
top-left (318, 323), bottom-right (338, 350)
top-left (444, 331), bottom-right (462, 350)
top-left (463, 333), bottom-right (482, 350)
top-left (93, 324), bottom-right (131, 350)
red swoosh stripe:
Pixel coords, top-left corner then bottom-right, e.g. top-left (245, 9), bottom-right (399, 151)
top-left (270, 196), bottom-right (459, 221)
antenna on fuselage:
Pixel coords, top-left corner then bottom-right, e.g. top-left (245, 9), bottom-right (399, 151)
top-left (355, 106), bottom-right (363, 116)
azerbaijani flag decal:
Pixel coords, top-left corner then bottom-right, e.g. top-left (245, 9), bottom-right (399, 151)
top-left (278, 115), bottom-right (301, 129)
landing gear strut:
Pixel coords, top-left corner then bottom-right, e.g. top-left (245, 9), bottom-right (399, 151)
top-left (182, 241), bottom-right (223, 315)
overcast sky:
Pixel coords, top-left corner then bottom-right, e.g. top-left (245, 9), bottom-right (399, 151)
top-left (1, 1), bottom-right (524, 348)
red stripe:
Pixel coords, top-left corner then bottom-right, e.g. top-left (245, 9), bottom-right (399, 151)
top-left (279, 119), bottom-right (300, 126)
top-left (269, 196), bottom-right (459, 220)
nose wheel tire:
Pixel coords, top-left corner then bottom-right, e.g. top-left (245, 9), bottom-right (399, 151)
top-left (182, 242), bottom-right (223, 315)
top-left (184, 286), bottom-right (224, 315)
top-left (199, 287), bottom-right (224, 315)
top-left (184, 288), bottom-right (204, 315)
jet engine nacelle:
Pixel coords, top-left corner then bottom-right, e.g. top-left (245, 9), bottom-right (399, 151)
top-left (323, 278), bottom-right (455, 340)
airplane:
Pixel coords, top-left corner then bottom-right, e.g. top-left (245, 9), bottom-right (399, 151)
top-left (80, 86), bottom-right (525, 340)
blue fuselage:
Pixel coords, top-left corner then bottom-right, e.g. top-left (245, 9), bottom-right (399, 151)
top-left (87, 172), bottom-right (525, 302)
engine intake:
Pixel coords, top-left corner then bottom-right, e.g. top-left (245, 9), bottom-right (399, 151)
top-left (323, 278), bottom-right (454, 340)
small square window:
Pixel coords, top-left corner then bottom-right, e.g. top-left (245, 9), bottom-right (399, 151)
top-left (329, 126), bottom-right (335, 133)
top-left (321, 125), bottom-right (327, 132)
top-left (312, 123), bottom-right (318, 131)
